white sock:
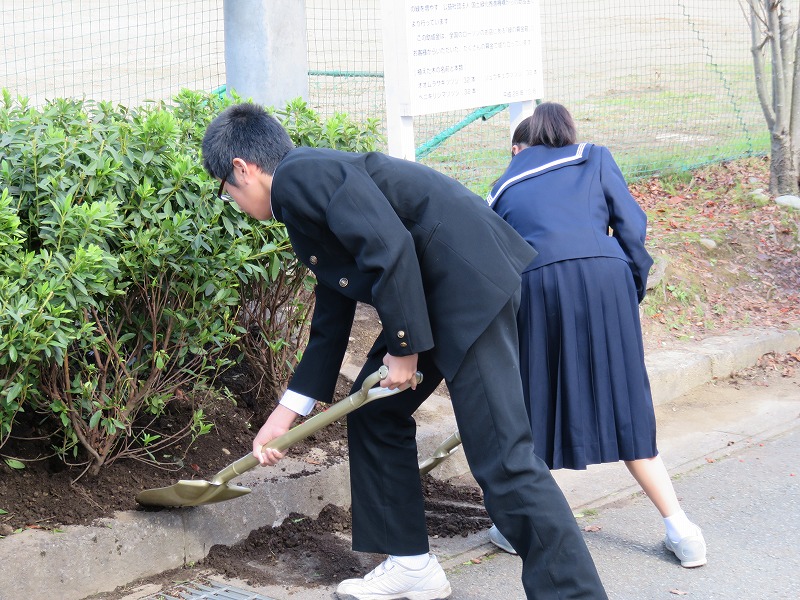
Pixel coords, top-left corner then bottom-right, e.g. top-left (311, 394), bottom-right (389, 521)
top-left (391, 553), bottom-right (430, 570)
top-left (664, 510), bottom-right (698, 542)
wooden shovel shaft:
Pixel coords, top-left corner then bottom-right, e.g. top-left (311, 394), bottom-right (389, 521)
top-left (209, 367), bottom-right (422, 486)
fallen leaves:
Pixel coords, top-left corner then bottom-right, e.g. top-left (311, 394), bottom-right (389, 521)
top-left (632, 157), bottom-right (798, 348)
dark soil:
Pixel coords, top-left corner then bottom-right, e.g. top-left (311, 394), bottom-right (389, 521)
top-left (82, 477), bottom-right (489, 599)
top-left (0, 304), bottom-right (384, 535)
top-left (1, 156), bottom-right (799, 592)
top-left (200, 477), bottom-right (488, 589)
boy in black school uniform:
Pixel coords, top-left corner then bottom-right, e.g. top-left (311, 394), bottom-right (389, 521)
top-left (202, 102), bottom-right (607, 600)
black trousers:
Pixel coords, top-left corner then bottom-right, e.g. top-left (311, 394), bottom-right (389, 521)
top-left (347, 291), bottom-right (608, 599)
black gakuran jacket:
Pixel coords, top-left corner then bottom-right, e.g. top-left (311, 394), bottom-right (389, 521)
top-left (271, 147), bottom-right (537, 402)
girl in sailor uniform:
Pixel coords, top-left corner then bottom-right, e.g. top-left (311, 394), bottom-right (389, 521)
top-left (487, 102), bottom-right (707, 569)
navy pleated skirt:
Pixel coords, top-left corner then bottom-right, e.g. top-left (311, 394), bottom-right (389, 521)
top-left (519, 256), bottom-right (658, 470)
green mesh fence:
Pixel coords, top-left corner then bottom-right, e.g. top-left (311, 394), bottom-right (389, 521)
top-left (2, 1), bottom-right (774, 196)
top-left (306, 0), bottom-right (771, 195)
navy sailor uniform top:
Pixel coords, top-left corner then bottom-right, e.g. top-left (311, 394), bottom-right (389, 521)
top-left (488, 142), bottom-right (653, 301)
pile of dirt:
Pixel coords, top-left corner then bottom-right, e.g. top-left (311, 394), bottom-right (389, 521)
top-left (80, 475), bottom-right (490, 599)
top-left (0, 301), bottom-right (386, 535)
top-left (198, 476), bottom-right (488, 589)
top-left (0, 369), bottom-right (359, 534)
top-left (202, 504), bottom-right (370, 588)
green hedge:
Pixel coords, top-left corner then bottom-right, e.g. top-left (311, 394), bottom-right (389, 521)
top-left (0, 90), bottom-right (381, 474)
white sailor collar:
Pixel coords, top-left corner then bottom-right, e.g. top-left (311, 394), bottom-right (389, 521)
top-left (487, 143), bottom-right (592, 207)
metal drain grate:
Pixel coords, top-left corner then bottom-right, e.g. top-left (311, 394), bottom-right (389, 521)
top-left (142, 579), bottom-right (277, 600)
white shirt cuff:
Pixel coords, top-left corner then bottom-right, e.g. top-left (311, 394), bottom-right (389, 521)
top-left (279, 389), bottom-right (317, 416)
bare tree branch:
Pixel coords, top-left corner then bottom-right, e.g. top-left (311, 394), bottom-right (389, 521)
top-left (778, 2), bottom-right (795, 115)
top-left (745, 0), bottom-right (800, 193)
top-left (768, 1), bottom-right (788, 128)
top-left (751, 1), bottom-right (777, 128)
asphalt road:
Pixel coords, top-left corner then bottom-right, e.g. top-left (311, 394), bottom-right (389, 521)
top-left (444, 425), bottom-right (800, 600)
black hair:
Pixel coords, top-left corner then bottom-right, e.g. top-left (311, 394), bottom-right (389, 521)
top-left (512, 102), bottom-right (577, 149)
top-left (202, 103), bottom-right (294, 186)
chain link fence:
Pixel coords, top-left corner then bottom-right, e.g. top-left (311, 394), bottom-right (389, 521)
top-left (1, 1), bottom-right (225, 106)
top-left (307, 0), bottom-right (771, 193)
top-left (2, 1), bottom-right (775, 194)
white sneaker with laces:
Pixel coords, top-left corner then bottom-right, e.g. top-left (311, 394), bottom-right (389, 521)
top-left (335, 554), bottom-right (452, 600)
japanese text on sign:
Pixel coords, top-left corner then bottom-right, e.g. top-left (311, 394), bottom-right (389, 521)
top-left (399, 0), bottom-right (542, 115)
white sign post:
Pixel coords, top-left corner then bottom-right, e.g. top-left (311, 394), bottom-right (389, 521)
top-left (382, 0), bottom-right (544, 160)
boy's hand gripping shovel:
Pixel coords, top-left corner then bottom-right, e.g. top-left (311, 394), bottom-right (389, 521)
top-left (135, 367), bottom-right (421, 508)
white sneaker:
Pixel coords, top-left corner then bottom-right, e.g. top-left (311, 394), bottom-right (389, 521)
top-left (664, 526), bottom-right (707, 568)
top-left (336, 555), bottom-right (452, 600)
top-left (488, 524), bottom-right (518, 555)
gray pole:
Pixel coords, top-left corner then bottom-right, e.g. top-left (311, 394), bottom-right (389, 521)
top-left (223, 0), bottom-right (309, 109)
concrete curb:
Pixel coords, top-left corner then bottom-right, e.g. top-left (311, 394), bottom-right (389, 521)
top-left (1, 325), bottom-right (798, 600)
top-left (0, 457), bottom-right (352, 600)
top-left (646, 325), bottom-right (800, 406)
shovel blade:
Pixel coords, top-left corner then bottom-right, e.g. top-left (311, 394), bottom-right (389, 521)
top-left (135, 479), bottom-right (252, 507)
top-left (135, 369), bottom-right (412, 508)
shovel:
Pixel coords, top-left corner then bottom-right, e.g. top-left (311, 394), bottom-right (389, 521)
top-left (136, 366), bottom-right (421, 508)
top-left (418, 430), bottom-right (462, 475)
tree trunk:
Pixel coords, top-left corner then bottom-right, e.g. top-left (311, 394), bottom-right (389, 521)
top-left (770, 129), bottom-right (799, 194)
top-left (746, 0), bottom-right (800, 194)
top-left (791, 6), bottom-right (800, 182)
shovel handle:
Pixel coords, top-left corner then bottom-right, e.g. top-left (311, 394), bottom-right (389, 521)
top-left (210, 367), bottom-right (422, 485)
top-left (418, 430), bottom-right (462, 475)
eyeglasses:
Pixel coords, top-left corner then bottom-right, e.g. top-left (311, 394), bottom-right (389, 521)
top-left (217, 176), bottom-right (234, 203)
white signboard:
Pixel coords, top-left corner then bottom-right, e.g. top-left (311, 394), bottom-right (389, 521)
top-left (384, 0), bottom-right (543, 117)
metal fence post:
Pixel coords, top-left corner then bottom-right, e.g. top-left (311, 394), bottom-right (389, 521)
top-left (223, 0), bottom-right (309, 108)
